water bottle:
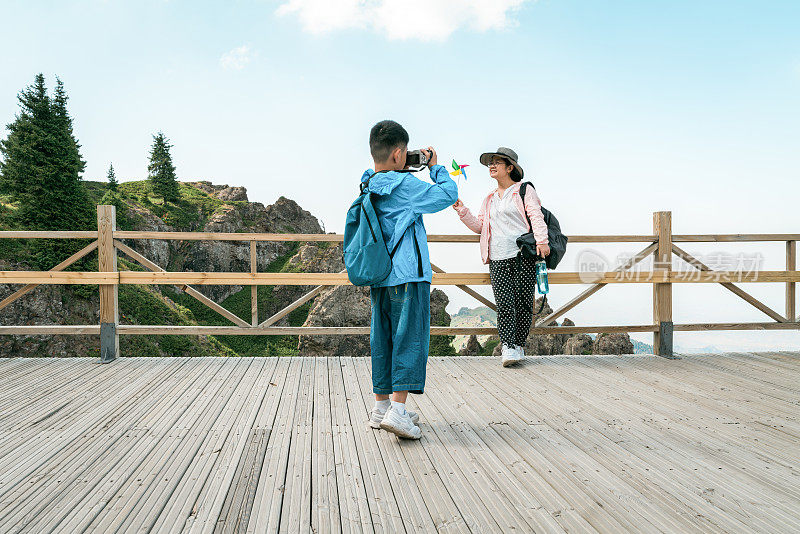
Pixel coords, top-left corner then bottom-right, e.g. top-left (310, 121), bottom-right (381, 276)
top-left (535, 260), bottom-right (549, 294)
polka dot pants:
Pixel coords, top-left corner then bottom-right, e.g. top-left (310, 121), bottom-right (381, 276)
top-left (489, 256), bottom-right (536, 348)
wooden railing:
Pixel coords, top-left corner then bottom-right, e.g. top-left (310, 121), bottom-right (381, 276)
top-left (0, 206), bottom-right (797, 362)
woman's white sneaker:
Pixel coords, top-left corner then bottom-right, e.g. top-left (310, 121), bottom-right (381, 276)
top-left (379, 407), bottom-right (422, 439)
top-left (369, 406), bottom-right (419, 429)
top-left (501, 343), bottom-right (522, 367)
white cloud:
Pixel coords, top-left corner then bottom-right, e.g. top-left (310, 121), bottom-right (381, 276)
top-left (276, 0), bottom-right (531, 41)
top-left (220, 45), bottom-right (253, 70)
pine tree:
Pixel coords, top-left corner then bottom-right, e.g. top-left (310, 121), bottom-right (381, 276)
top-left (107, 163), bottom-right (118, 191)
top-left (147, 132), bottom-right (180, 202)
top-left (0, 74), bottom-right (94, 230)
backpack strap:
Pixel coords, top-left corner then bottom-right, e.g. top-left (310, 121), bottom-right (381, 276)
top-left (518, 181), bottom-right (534, 233)
top-left (364, 170), bottom-right (405, 259)
top-left (518, 181), bottom-right (548, 317)
top-left (361, 169), bottom-right (388, 194)
top-left (388, 232), bottom-right (404, 258)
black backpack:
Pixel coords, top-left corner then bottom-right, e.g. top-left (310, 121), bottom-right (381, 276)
top-left (517, 182), bottom-right (568, 270)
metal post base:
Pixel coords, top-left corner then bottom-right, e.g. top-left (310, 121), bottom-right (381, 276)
top-left (100, 322), bottom-right (117, 363)
top-left (658, 321), bottom-right (679, 359)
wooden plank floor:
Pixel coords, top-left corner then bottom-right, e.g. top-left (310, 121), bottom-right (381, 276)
top-left (0, 352), bottom-right (799, 533)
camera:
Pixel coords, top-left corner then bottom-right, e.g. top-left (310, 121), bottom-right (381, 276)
top-left (402, 149), bottom-right (431, 172)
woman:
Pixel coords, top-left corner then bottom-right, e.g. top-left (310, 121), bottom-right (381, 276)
top-left (452, 147), bottom-right (550, 366)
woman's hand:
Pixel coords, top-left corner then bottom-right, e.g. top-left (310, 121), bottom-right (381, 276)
top-left (537, 244), bottom-right (551, 257)
top-left (452, 199), bottom-right (464, 211)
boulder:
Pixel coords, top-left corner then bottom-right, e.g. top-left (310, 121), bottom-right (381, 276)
top-left (429, 288), bottom-right (450, 327)
top-left (592, 332), bottom-right (635, 355)
top-left (298, 285), bottom-right (371, 356)
top-left (459, 335), bottom-right (482, 356)
top-left (186, 181), bottom-right (248, 202)
top-left (563, 334), bottom-right (593, 355)
top-left (270, 243), bottom-right (344, 325)
top-left (299, 286), bottom-right (451, 356)
top-left (177, 196), bottom-right (323, 302)
top-left (216, 186), bottom-right (248, 202)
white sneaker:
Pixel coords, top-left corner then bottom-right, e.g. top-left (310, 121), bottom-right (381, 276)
top-left (379, 407), bottom-right (422, 439)
top-left (502, 343), bottom-right (522, 367)
top-left (369, 405), bottom-right (419, 429)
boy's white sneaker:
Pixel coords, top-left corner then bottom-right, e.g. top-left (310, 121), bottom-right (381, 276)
top-left (369, 405), bottom-right (419, 429)
top-left (501, 343), bottom-right (522, 367)
top-left (379, 407), bottom-right (422, 439)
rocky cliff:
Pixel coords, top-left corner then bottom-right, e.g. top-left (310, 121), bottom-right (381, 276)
top-left (1, 178), bottom-right (647, 358)
top-left (0, 180), bottom-right (324, 357)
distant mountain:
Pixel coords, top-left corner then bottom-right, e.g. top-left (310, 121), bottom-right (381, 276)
top-left (450, 306), bottom-right (497, 351)
top-left (452, 306), bottom-right (650, 355)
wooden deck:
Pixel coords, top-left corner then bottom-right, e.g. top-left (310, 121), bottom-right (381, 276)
top-left (0, 352), bottom-right (798, 533)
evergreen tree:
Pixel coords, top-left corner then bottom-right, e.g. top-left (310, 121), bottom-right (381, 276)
top-left (106, 163), bottom-right (118, 191)
top-left (0, 74), bottom-right (94, 230)
top-left (147, 132), bottom-right (179, 202)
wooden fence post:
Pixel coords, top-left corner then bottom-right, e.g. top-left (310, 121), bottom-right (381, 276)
top-left (653, 211), bottom-right (675, 358)
top-left (788, 240), bottom-right (796, 322)
top-left (98, 205), bottom-right (119, 363)
top-left (250, 240), bottom-right (258, 326)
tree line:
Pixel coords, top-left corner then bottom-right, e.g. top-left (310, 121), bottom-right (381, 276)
top-left (0, 73), bottom-right (181, 231)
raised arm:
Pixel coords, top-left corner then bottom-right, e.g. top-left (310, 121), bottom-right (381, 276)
top-left (453, 200), bottom-right (483, 234)
top-left (406, 164), bottom-right (458, 215)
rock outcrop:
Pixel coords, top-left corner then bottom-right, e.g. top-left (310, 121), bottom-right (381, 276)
top-left (0, 261), bottom-right (99, 357)
top-left (297, 285), bottom-right (372, 356)
top-left (299, 287), bottom-right (452, 356)
top-left (269, 242), bottom-right (344, 325)
top-left (0, 180), bottom-right (324, 357)
top-left (121, 187), bottom-right (323, 302)
top-left (592, 332), bottom-right (635, 355)
top-left (563, 334), bottom-right (593, 355)
top-left (459, 335), bottom-right (481, 356)
top-left (187, 181), bottom-right (248, 202)
top-left (488, 306), bottom-right (637, 356)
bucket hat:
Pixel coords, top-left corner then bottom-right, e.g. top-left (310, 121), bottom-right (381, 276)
top-left (479, 147), bottom-right (524, 181)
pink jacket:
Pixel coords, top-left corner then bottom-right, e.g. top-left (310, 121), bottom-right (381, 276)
top-left (455, 182), bottom-right (549, 264)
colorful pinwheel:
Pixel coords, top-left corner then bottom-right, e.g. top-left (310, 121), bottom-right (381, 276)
top-left (450, 159), bottom-right (469, 180)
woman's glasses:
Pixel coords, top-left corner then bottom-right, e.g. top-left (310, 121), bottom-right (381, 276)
top-left (488, 160), bottom-right (507, 168)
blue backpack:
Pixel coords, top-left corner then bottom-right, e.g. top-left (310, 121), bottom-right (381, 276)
top-left (343, 172), bottom-right (400, 286)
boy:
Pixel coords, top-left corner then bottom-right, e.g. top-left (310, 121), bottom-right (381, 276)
top-left (361, 120), bottom-right (458, 439)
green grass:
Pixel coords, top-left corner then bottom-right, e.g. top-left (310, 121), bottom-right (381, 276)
top-left (159, 242), bottom-right (311, 356)
top-left (118, 283), bottom-right (233, 357)
top-left (116, 180), bottom-right (225, 229)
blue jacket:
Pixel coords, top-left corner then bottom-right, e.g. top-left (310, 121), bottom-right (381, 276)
top-left (361, 165), bottom-right (458, 288)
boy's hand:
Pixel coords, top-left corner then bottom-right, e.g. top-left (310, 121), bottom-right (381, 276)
top-left (422, 146), bottom-right (437, 167)
top-left (452, 199), bottom-right (464, 210)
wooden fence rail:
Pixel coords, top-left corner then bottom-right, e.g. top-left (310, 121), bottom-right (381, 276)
top-left (0, 206), bottom-right (797, 362)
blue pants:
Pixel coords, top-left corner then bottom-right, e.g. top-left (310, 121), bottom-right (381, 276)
top-left (370, 282), bottom-right (430, 395)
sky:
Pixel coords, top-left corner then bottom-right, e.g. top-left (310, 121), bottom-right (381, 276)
top-left (0, 0), bottom-right (798, 351)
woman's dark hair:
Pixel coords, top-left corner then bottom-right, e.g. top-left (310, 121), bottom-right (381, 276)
top-left (369, 120), bottom-right (409, 162)
top-left (496, 157), bottom-right (522, 182)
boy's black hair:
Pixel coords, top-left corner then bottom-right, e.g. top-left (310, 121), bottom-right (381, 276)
top-left (369, 120), bottom-right (409, 162)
